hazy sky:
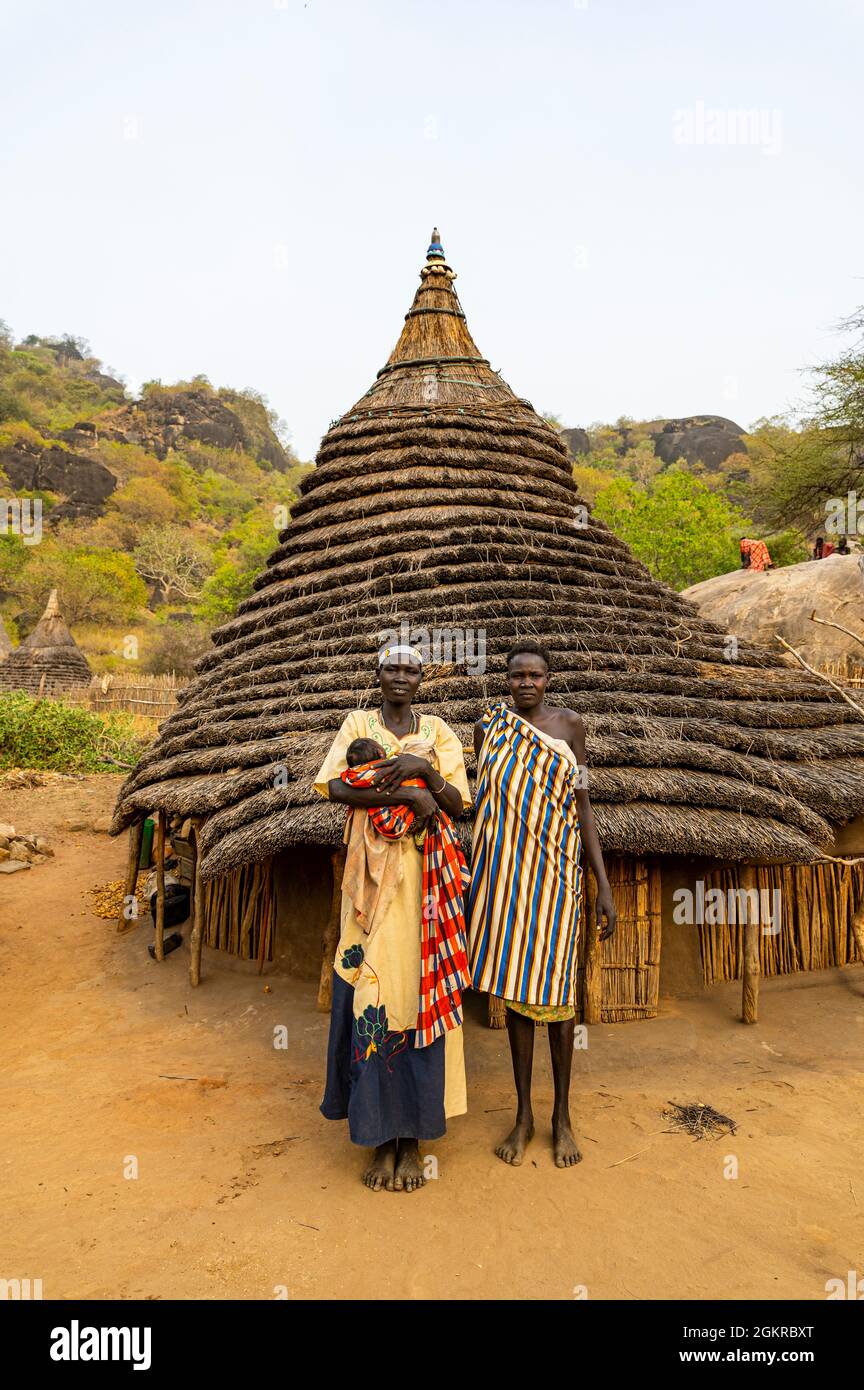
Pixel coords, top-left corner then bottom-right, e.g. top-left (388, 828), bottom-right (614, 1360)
top-left (2, 0), bottom-right (862, 459)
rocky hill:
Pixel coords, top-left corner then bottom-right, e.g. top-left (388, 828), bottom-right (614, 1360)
top-left (0, 330), bottom-right (295, 525)
top-left (563, 414), bottom-right (747, 473)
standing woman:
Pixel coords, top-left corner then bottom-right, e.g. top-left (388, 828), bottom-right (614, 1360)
top-left (469, 639), bottom-right (617, 1168)
top-left (314, 644), bottom-right (472, 1192)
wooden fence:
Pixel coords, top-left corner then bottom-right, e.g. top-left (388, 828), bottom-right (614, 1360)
top-left (66, 672), bottom-right (186, 720)
top-left (820, 656), bottom-right (864, 687)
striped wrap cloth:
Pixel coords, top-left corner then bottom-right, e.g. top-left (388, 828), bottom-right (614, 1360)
top-left (468, 704), bottom-right (583, 1006)
top-left (341, 764), bottom-right (471, 1047)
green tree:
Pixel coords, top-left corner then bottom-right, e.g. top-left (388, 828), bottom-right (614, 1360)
top-left (197, 507), bottom-right (283, 619)
top-left (12, 544), bottom-right (147, 626)
top-left (593, 468), bottom-right (751, 590)
top-left (746, 306), bottom-right (864, 532)
top-left (132, 524), bottom-right (213, 604)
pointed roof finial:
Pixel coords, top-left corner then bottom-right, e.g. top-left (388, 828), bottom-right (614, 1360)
top-left (426, 227), bottom-right (445, 261)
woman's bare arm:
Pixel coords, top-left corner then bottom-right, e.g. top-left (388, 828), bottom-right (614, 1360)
top-left (327, 780), bottom-right (422, 809)
top-left (568, 713), bottom-right (617, 940)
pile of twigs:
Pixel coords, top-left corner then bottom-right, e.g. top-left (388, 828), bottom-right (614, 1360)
top-left (665, 1101), bottom-right (737, 1141)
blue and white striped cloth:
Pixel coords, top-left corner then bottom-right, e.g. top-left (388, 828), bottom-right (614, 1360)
top-left (468, 704), bottom-right (583, 1006)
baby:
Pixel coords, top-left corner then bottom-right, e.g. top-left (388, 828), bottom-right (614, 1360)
top-left (339, 735), bottom-right (435, 936)
top-left (345, 737), bottom-right (386, 768)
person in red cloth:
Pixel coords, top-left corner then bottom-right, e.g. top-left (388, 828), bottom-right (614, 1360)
top-left (740, 537), bottom-right (774, 571)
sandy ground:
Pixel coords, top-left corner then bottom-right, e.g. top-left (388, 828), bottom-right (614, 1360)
top-left (2, 775), bottom-right (863, 1301)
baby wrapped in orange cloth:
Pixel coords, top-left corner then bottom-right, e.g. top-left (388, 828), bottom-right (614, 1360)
top-left (339, 736), bottom-right (432, 939)
top-left (339, 736), bottom-right (471, 1047)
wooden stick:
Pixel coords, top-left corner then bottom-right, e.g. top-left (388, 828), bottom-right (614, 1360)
top-left (117, 819), bottom-right (144, 934)
top-left (741, 866), bottom-right (760, 1024)
top-left (582, 867), bottom-right (602, 1025)
top-left (809, 610), bottom-right (864, 652)
top-left (257, 867), bottom-right (273, 974)
top-left (851, 904), bottom-right (864, 966)
top-left (188, 823), bottom-right (198, 939)
top-left (154, 810), bottom-right (166, 962)
top-left (317, 847), bottom-right (345, 1011)
top-left (190, 830), bottom-right (204, 987)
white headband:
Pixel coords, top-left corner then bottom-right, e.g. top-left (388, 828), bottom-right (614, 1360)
top-left (378, 643), bottom-right (423, 667)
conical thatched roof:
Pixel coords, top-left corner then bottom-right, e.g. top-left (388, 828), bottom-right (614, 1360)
top-left (112, 231), bottom-right (864, 876)
top-left (0, 589), bottom-right (91, 694)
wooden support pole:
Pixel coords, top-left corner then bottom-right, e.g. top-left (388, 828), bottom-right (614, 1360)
top-left (154, 810), bottom-right (166, 962)
top-left (117, 819), bottom-right (144, 933)
top-left (741, 865), bottom-right (760, 1024)
top-left (187, 823), bottom-right (198, 932)
top-left (190, 830), bottom-right (204, 987)
top-left (257, 867), bottom-right (273, 975)
top-left (317, 847), bottom-right (346, 1011)
top-left (582, 867), bottom-right (602, 1025)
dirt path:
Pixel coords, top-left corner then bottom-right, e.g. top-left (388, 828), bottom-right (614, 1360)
top-left (2, 776), bottom-right (863, 1300)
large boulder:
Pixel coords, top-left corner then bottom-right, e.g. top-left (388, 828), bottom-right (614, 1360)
top-left (646, 415), bottom-right (746, 471)
top-left (683, 554), bottom-right (864, 673)
top-left (95, 387), bottom-right (289, 470)
top-left (0, 441), bottom-right (116, 521)
top-left (561, 426), bottom-right (590, 456)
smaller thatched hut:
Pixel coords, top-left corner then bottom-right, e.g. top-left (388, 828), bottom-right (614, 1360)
top-left (0, 589), bottom-right (91, 695)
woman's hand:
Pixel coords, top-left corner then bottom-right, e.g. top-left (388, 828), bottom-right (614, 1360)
top-left (409, 787), bottom-right (439, 833)
top-left (596, 882), bottom-right (617, 941)
top-left (371, 753), bottom-right (431, 792)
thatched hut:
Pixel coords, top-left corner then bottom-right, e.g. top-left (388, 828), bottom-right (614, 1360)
top-left (0, 589), bottom-right (91, 694)
top-left (111, 231), bottom-right (864, 1019)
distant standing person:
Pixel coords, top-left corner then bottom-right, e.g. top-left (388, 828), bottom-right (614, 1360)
top-left (468, 639), bottom-right (617, 1169)
top-left (740, 537), bottom-right (773, 571)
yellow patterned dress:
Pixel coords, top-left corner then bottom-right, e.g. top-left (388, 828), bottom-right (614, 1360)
top-left (315, 708), bottom-right (472, 1146)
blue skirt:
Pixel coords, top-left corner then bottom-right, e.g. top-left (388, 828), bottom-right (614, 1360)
top-left (320, 973), bottom-right (447, 1147)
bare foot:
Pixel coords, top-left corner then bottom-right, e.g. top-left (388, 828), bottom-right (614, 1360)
top-left (552, 1115), bottom-right (582, 1168)
top-left (393, 1138), bottom-right (426, 1192)
top-left (363, 1139), bottom-right (397, 1191)
top-left (495, 1115), bottom-right (534, 1165)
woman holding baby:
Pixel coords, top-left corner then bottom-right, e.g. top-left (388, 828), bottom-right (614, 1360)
top-left (313, 643), bottom-right (471, 1193)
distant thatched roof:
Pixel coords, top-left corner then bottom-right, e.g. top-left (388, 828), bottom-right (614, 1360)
top-left (112, 230), bottom-right (864, 876)
top-left (0, 589), bottom-right (91, 694)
